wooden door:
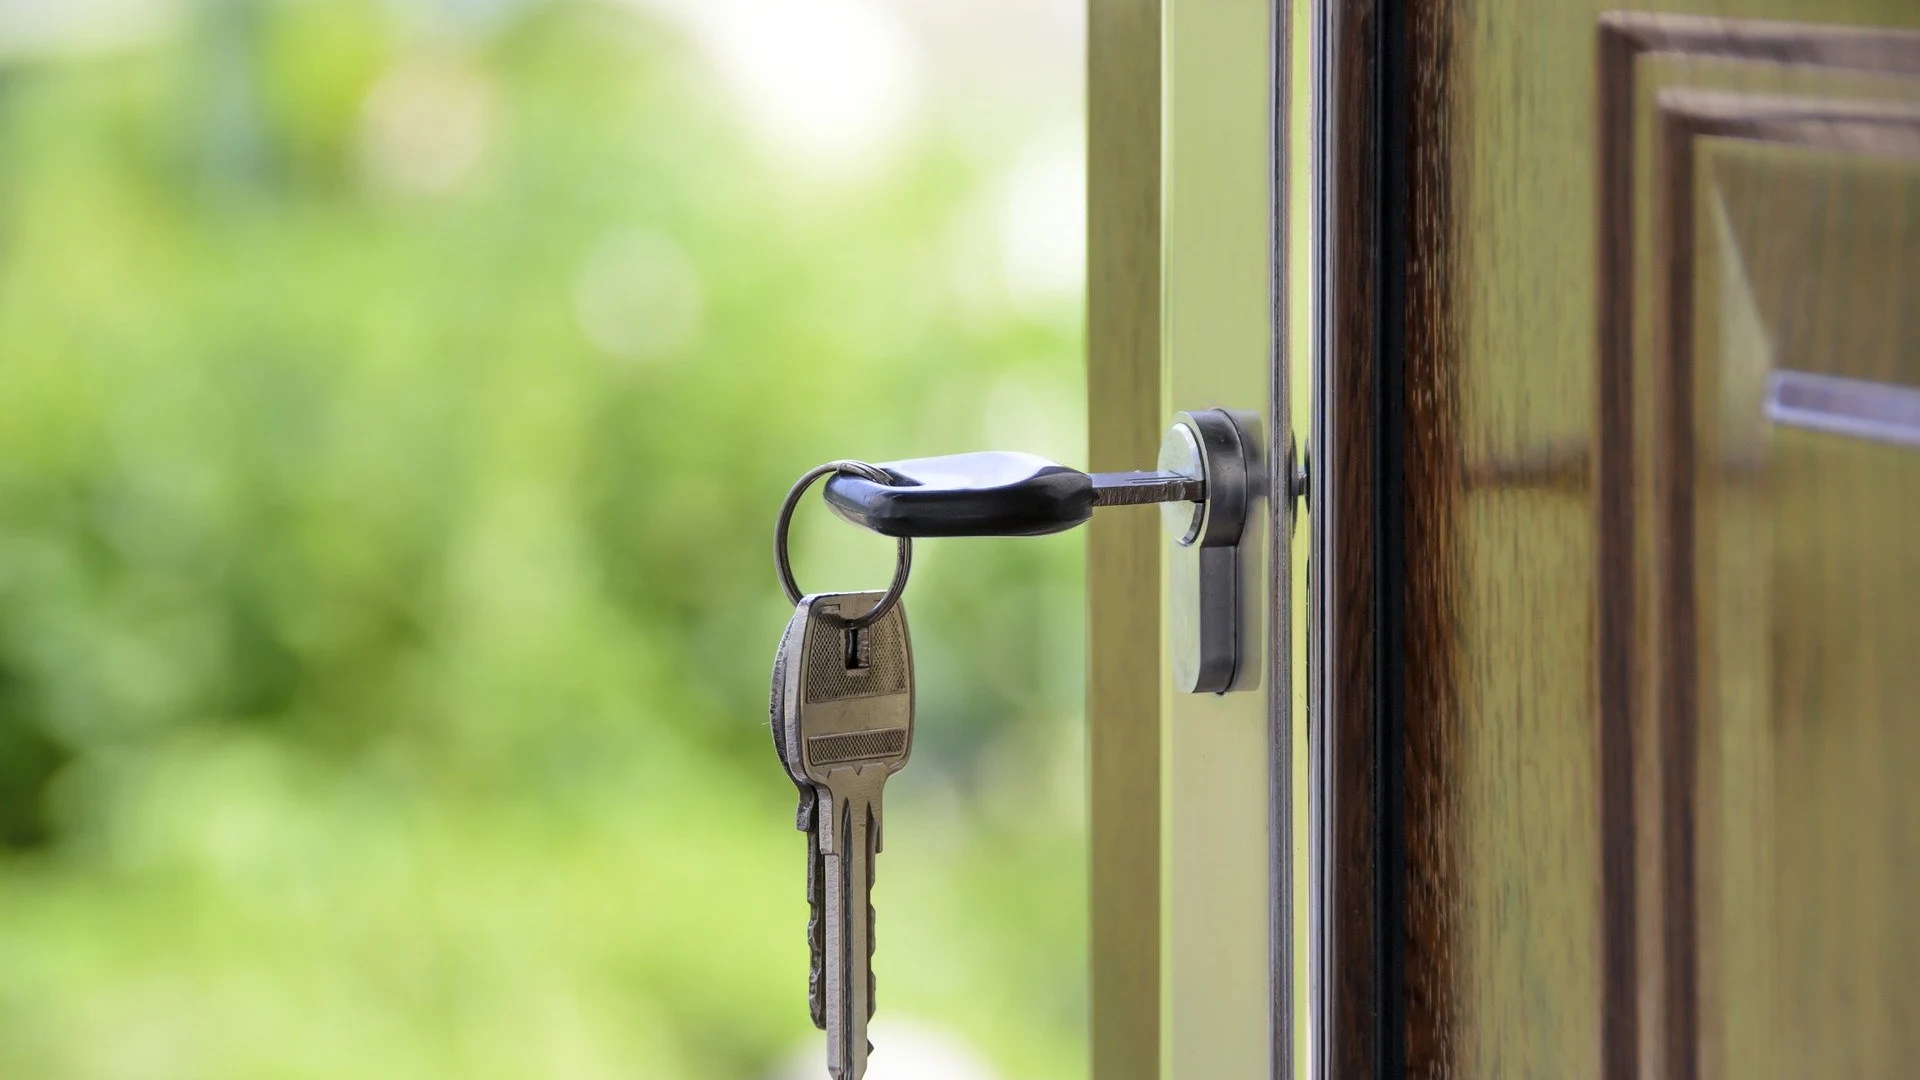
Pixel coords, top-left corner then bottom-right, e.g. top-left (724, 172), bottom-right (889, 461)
top-left (1312, 4), bottom-right (1920, 1079)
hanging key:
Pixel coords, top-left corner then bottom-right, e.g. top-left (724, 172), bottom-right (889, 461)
top-left (771, 462), bottom-right (917, 1078)
top-left (775, 590), bottom-right (914, 1080)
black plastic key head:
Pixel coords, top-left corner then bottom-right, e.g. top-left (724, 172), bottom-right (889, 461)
top-left (822, 452), bottom-right (1095, 538)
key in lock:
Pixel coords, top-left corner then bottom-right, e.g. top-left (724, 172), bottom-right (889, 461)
top-left (821, 408), bottom-right (1290, 694)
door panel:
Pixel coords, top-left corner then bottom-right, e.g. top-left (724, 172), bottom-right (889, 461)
top-left (1679, 134), bottom-right (1920, 1078)
top-left (1313, 5), bottom-right (1920, 1079)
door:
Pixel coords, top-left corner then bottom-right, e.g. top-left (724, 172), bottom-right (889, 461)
top-left (1311, 3), bottom-right (1920, 1080)
top-left (1088, 1), bottom-right (1302, 1079)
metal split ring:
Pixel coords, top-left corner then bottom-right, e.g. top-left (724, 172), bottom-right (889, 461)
top-left (774, 460), bottom-right (912, 628)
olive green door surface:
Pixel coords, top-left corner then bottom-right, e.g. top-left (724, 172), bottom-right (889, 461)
top-left (1088, 0), bottom-right (1300, 1078)
top-left (1312, 4), bottom-right (1920, 1080)
top-left (1094, 3), bottom-right (1920, 1079)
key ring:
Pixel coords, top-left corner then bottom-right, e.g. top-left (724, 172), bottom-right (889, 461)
top-left (775, 460), bottom-right (912, 629)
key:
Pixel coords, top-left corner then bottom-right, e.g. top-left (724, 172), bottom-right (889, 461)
top-left (782, 590), bottom-right (915, 1079)
top-left (770, 605), bottom-right (828, 1029)
top-left (821, 449), bottom-right (1205, 537)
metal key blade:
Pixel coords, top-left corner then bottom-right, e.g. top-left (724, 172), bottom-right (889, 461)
top-left (792, 591), bottom-right (913, 1080)
top-left (821, 771), bottom-right (884, 1077)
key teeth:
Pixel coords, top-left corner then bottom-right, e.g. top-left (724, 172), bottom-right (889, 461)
top-left (808, 829), bottom-right (827, 1030)
top-left (868, 833), bottom-right (878, 1020)
top-left (808, 904), bottom-right (826, 1028)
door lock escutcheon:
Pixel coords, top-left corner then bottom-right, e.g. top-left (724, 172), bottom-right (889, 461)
top-left (820, 408), bottom-right (1271, 694)
top-left (1157, 409), bottom-right (1252, 694)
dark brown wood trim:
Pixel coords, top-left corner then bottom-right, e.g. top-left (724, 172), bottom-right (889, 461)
top-left (1594, 23), bottom-right (1642, 1080)
top-left (1594, 18), bottom-right (1920, 1080)
top-left (1324, 5), bottom-right (1466, 1076)
top-left (1325, 0), bottom-right (1384, 1075)
top-left (1660, 91), bottom-right (1920, 153)
top-left (1400, 4), bottom-right (1463, 1078)
top-left (1600, 12), bottom-right (1920, 74)
top-left (1652, 94), bottom-right (1702, 1080)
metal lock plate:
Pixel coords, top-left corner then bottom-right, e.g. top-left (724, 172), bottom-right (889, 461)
top-left (1160, 409), bottom-right (1255, 694)
top-left (806, 411), bottom-right (1263, 694)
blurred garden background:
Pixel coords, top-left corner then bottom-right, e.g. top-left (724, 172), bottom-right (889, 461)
top-left (0, 0), bottom-right (1088, 1076)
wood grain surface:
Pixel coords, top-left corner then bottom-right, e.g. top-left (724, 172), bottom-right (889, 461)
top-left (1319, 4), bottom-right (1920, 1078)
top-left (1659, 100), bottom-right (1920, 1079)
top-left (1320, 1), bottom-right (1384, 1076)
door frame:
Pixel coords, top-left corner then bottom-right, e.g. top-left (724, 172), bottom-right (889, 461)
top-left (1308, 1), bottom-right (1407, 1077)
top-left (1087, 1), bottom-right (1300, 1077)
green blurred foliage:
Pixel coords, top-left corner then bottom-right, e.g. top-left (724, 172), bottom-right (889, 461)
top-left (0, 1), bottom-right (1087, 1076)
